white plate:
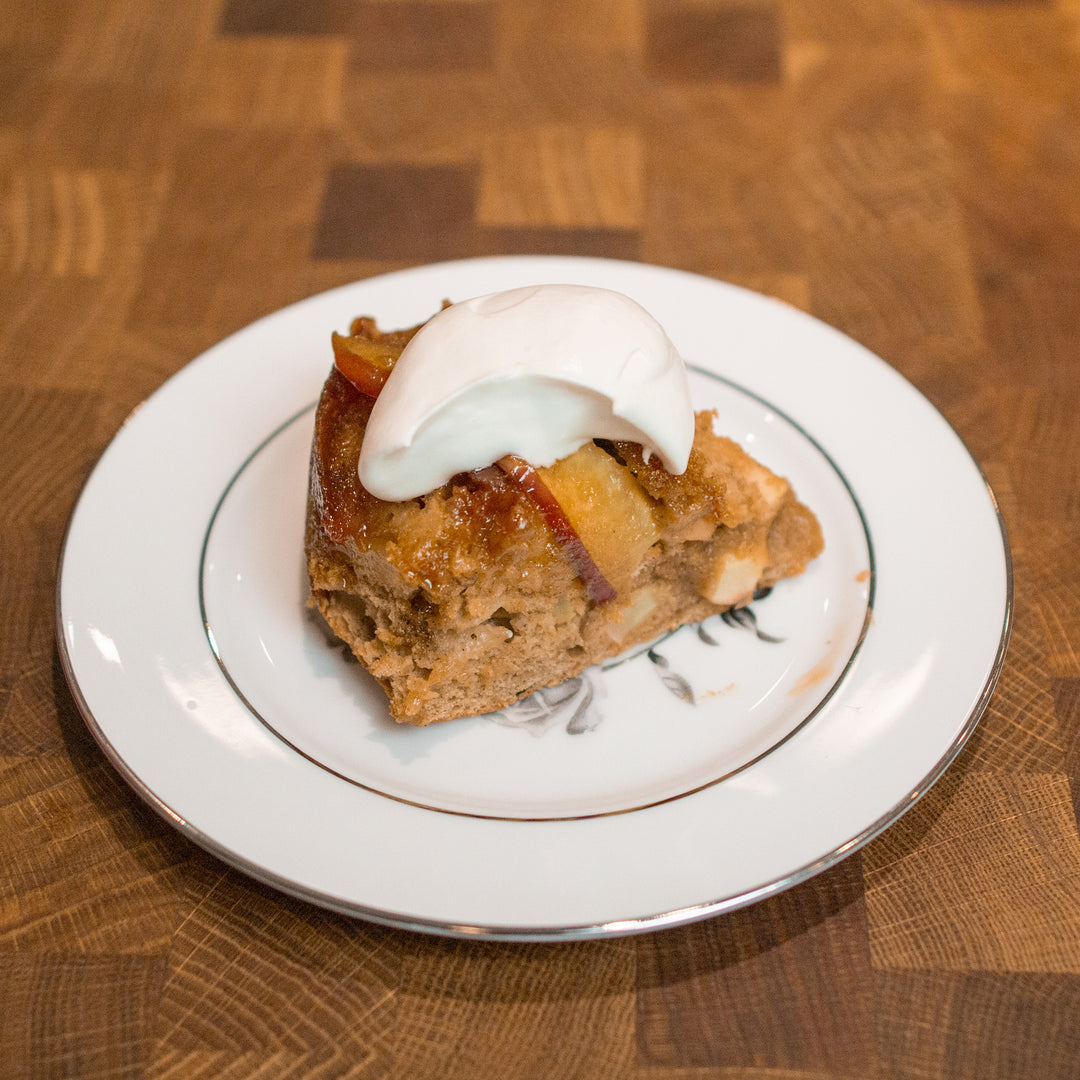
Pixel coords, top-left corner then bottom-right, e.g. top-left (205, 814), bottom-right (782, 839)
top-left (57, 256), bottom-right (1010, 939)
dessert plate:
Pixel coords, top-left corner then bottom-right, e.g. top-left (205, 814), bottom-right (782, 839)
top-left (57, 256), bottom-right (1011, 938)
top-left (202, 371), bottom-right (869, 821)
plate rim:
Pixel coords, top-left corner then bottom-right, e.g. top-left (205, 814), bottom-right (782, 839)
top-left (54, 254), bottom-right (1014, 940)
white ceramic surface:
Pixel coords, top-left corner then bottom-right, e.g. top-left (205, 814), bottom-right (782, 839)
top-left (57, 256), bottom-right (1011, 939)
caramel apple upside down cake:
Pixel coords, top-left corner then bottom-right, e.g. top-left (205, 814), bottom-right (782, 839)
top-left (305, 284), bottom-right (823, 726)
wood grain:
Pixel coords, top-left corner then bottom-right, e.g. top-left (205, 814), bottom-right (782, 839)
top-left (864, 768), bottom-right (1080, 971)
top-left (3, 0), bottom-right (1080, 1076)
top-left (637, 858), bottom-right (876, 1072)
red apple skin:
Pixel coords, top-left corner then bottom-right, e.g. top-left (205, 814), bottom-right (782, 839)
top-left (497, 455), bottom-right (617, 605)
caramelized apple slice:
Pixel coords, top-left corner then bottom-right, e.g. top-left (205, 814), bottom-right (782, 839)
top-left (536, 442), bottom-right (661, 597)
top-left (332, 332), bottom-right (403, 397)
top-left (497, 454), bottom-right (617, 604)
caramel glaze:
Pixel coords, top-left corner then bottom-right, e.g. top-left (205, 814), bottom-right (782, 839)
top-left (310, 366), bottom-right (564, 591)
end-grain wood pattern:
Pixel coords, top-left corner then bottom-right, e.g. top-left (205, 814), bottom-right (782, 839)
top-left (2, 0), bottom-right (1080, 1076)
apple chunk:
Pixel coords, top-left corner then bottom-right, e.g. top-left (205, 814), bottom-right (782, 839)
top-left (537, 442), bottom-right (661, 596)
top-left (332, 332), bottom-right (403, 397)
top-left (497, 454), bottom-right (616, 604)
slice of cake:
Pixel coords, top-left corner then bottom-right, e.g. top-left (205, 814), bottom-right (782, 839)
top-left (305, 285), bottom-right (823, 726)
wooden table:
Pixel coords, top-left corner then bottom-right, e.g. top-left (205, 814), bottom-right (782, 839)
top-left (4, 1), bottom-right (1080, 1076)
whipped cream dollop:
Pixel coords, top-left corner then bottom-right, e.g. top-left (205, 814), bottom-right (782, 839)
top-left (356, 283), bottom-right (694, 501)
